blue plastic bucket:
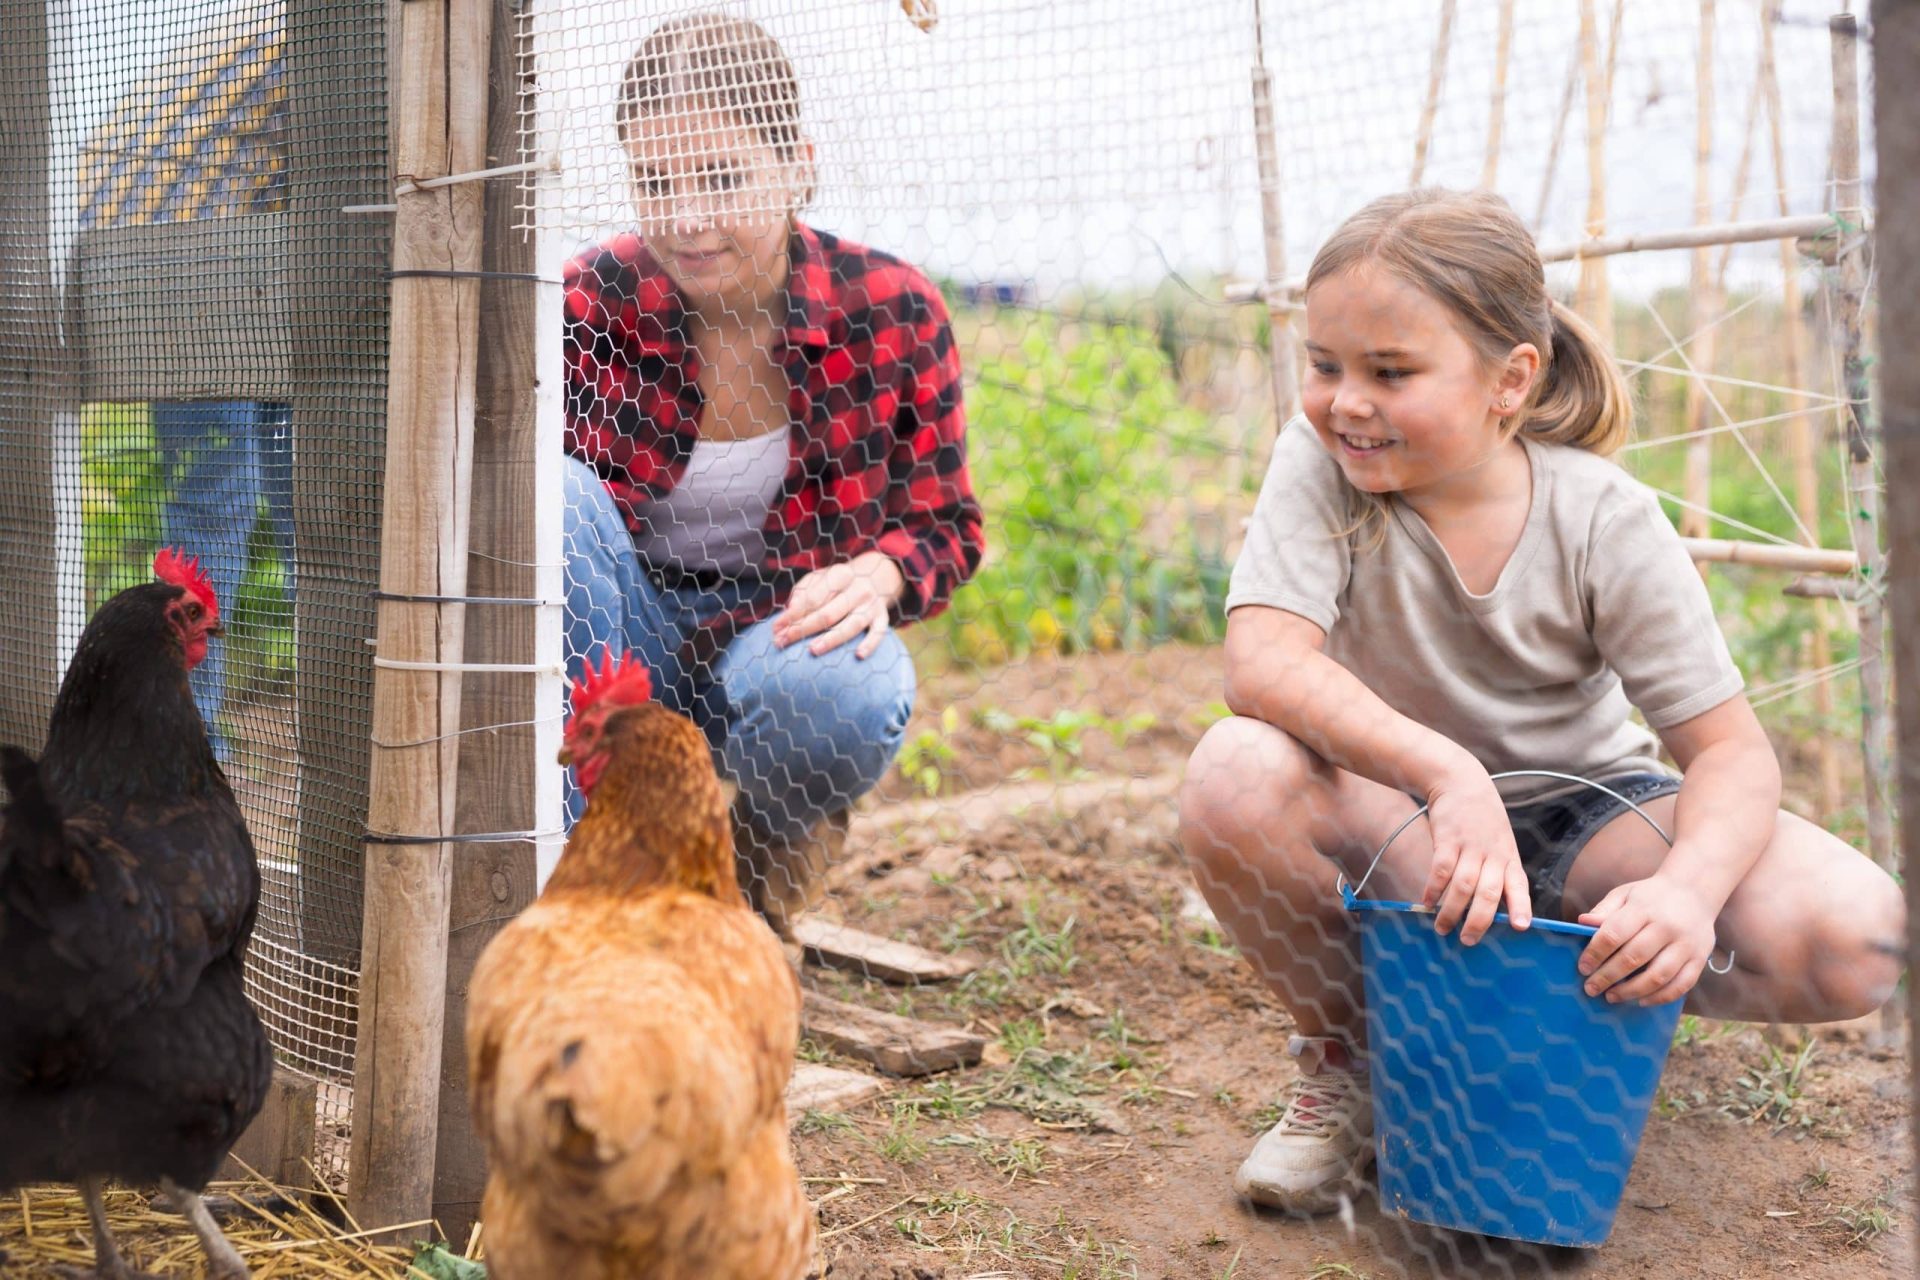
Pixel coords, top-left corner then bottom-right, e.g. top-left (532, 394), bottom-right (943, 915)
top-left (1340, 771), bottom-right (1700, 1248)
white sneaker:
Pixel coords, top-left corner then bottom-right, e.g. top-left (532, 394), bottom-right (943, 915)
top-left (1234, 1036), bottom-right (1375, 1214)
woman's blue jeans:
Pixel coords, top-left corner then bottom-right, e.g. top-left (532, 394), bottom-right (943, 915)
top-left (563, 456), bottom-right (915, 838)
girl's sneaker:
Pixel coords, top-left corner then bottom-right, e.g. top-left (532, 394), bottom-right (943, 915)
top-left (1234, 1036), bottom-right (1374, 1214)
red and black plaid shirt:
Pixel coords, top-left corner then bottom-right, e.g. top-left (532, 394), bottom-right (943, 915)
top-left (563, 222), bottom-right (983, 664)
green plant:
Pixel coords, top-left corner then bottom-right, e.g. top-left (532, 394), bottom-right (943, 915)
top-left (976, 707), bottom-right (1159, 779)
top-left (1721, 1038), bottom-right (1819, 1131)
top-left (930, 316), bottom-right (1229, 667)
top-left (896, 706), bottom-right (963, 796)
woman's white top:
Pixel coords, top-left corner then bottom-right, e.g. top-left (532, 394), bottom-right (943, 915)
top-left (633, 425), bottom-right (792, 577)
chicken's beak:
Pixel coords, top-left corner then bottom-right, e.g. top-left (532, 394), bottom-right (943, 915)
top-left (207, 621), bottom-right (225, 638)
top-left (556, 743), bottom-right (574, 767)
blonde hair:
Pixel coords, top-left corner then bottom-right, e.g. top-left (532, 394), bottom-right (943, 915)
top-left (1304, 188), bottom-right (1633, 542)
top-left (615, 13), bottom-right (814, 206)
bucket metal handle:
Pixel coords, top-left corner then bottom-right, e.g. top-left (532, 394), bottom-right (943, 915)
top-left (1344, 769), bottom-right (1735, 976)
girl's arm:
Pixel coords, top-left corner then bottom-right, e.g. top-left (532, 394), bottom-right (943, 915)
top-left (1225, 605), bottom-right (1533, 939)
top-left (1577, 694), bottom-right (1779, 1005)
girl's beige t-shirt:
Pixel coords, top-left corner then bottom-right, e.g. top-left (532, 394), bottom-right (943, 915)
top-left (1225, 417), bottom-right (1744, 802)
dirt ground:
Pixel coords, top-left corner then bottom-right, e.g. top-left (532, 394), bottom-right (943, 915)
top-left (797, 645), bottom-right (1915, 1280)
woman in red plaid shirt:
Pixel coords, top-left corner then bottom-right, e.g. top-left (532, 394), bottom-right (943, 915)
top-left (562, 12), bottom-right (983, 935)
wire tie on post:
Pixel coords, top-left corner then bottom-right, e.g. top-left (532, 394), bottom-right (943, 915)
top-left (394, 156), bottom-right (559, 196)
top-left (364, 829), bottom-right (563, 846)
top-left (371, 590), bottom-right (562, 606)
top-left (389, 269), bottom-right (556, 284)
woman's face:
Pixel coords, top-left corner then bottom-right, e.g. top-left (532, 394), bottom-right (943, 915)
top-left (625, 106), bottom-right (803, 314)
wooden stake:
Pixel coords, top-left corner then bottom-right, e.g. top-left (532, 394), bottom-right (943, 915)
top-left (1251, 0), bottom-right (1299, 425)
top-left (1483, 0), bottom-right (1516, 188)
top-left (1860, 0), bottom-right (1919, 1221)
top-left (1825, 15), bottom-right (1895, 888)
top-left (1576, 0), bottom-right (1618, 345)
top-left (1410, 0), bottom-right (1458, 187)
top-left (1761, 0), bottom-right (1841, 815)
top-left (348, 0), bottom-right (493, 1233)
top-left (1680, 0), bottom-right (1718, 548)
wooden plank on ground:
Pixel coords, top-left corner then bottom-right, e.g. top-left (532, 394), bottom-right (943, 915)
top-left (792, 918), bottom-right (979, 984)
top-left (223, 1068), bottom-right (318, 1188)
top-left (800, 991), bottom-right (985, 1078)
top-left (786, 1063), bottom-right (887, 1117)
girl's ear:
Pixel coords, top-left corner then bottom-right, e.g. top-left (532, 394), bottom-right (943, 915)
top-left (1497, 341), bottom-right (1542, 407)
top-left (789, 135), bottom-right (819, 212)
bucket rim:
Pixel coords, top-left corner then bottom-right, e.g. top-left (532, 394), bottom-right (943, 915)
top-left (1341, 884), bottom-right (1599, 939)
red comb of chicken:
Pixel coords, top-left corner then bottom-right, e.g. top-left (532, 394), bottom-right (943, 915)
top-left (153, 548), bottom-right (219, 615)
top-left (570, 649), bottom-right (653, 718)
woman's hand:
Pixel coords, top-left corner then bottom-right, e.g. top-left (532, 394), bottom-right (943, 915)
top-left (772, 552), bottom-right (906, 659)
top-left (1576, 871), bottom-right (1720, 1006)
top-left (1422, 764), bottom-right (1532, 944)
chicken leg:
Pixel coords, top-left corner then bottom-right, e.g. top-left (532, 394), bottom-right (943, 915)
top-left (63, 1176), bottom-right (163, 1280)
top-left (161, 1179), bottom-right (252, 1280)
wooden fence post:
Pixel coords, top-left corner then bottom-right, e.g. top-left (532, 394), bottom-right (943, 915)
top-left (347, 0), bottom-right (493, 1232)
top-left (431, 0), bottom-right (541, 1246)
top-left (1862, 1), bottom-right (1918, 1245)
top-left (0, 0), bottom-right (65, 749)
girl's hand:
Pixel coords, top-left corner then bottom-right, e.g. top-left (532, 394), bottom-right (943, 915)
top-left (772, 552), bottom-right (906, 659)
top-left (1422, 766), bottom-right (1532, 944)
top-left (1576, 872), bottom-right (1720, 1006)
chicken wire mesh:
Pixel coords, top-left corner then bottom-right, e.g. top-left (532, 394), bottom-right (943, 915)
top-left (0, 0), bottom-right (387, 1184)
top-left (0, 0), bottom-right (1908, 1271)
top-left (520, 0), bottom-right (1907, 1273)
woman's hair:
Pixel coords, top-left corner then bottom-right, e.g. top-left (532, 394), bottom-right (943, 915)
top-left (1305, 188), bottom-right (1633, 542)
top-left (615, 13), bottom-right (813, 204)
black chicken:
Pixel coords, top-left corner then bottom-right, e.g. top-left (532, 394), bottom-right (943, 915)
top-left (0, 550), bottom-right (270, 1280)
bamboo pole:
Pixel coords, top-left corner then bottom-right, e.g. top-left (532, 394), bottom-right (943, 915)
top-left (1860, 0), bottom-right (1919, 1224)
top-left (1482, 0), bottom-right (1515, 188)
top-left (1535, 32), bottom-right (1584, 228)
top-left (348, 0), bottom-right (493, 1232)
top-left (1825, 14), bottom-right (1895, 887)
top-left (1576, 0), bottom-right (1616, 345)
top-left (1250, 0), bottom-right (1299, 426)
top-left (1680, 0), bottom-right (1718, 547)
top-left (1681, 537), bottom-right (1856, 576)
top-left (1759, 0), bottom-right (1842, 814)
top-left (1410, 0), bottom-right (1457, 187)
top-left (1539, 212), bottom-right (1864, 263)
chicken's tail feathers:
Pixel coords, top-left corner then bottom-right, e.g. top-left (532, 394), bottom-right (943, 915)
top-left (0, 745), bottom-right (60, 879)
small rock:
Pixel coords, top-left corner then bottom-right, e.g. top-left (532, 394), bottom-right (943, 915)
top-left (979, 855), bottom-right (1019, 883)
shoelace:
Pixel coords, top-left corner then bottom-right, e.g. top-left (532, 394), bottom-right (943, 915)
top-left (1278, 1074), bottom-right (1354, 1140)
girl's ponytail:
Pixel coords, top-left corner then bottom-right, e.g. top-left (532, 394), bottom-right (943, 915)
top-left (1523, 299), bottom-right (1633, 455)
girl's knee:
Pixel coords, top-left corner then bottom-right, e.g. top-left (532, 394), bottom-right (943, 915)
top-left (1180, 717), bottom-right (1315, 856)
top-left (1812, 868), bottom-right (1907, 1019)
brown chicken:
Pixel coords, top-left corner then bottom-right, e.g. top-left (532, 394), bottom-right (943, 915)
top-left (466, 650), bottom-right (814, 1280)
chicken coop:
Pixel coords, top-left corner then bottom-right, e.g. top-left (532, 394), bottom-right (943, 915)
top-left (2, 0), bottom-right (1918, 1273)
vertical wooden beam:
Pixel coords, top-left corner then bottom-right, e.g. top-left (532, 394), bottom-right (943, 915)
top-left (348, 0), bottom-right (492, 1232)
top-left (1680, 0), bottom-right (1717, 543)
top-left (0, 0), bottom-right (64, 750)
top-left (1826, 15), bottom-right (1894, 890)
top-left (1862, 0), bottom-right (1919, 1230)
top-left (1761, 0), bottom-right (1841, 815)
top-left (1409, 0), bottom-right (1457, 187)
top-left (286, 0), bottom-right (392, 970)
top-left (1250, 0), bottom-right (1298, 426)
top-left (1576, 0), bottom-right (1615, 345)
top-left (1482, 0), bottom-right (1515, 189)
top-left (432, 0), bottom-right (538, 1246)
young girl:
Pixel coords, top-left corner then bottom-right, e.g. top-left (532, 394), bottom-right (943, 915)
top-left (1178, 188), bottom-right (1904, 1215)
top-left (563, 13), bottom-right (983, 934)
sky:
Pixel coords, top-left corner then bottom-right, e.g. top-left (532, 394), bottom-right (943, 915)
top-left (48, 0), bottom-right (1874, 298)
